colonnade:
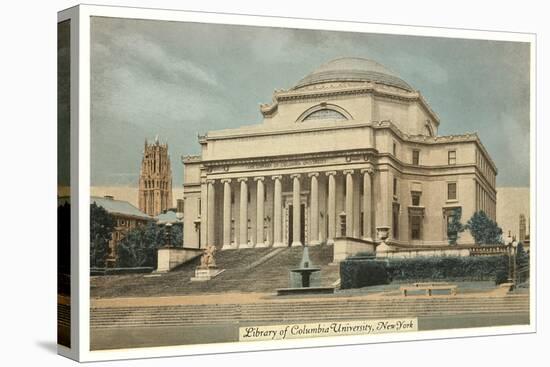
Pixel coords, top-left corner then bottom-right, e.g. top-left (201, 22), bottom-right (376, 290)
top-left (204, 168), bottom-right (375, 249)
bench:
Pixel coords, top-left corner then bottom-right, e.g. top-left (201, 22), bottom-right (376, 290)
top-left (400, 282), bottom-right (457, 296)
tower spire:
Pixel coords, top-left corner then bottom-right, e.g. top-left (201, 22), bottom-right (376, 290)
top-left (138, 136), bottom-right (173, 216)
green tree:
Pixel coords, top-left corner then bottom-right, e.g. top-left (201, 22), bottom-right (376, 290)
top-left (447, 207), bottom-right (465, 245)
top-left (170, 224), bottom-right (183, 248)
top-left (116, 221), bottom-right (183, 268)
top-left (465, 211), bottom-right (503, 245)
top-left (90, 203), bottom-right (115, 268)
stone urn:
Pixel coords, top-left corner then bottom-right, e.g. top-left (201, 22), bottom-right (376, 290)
top-left (375, 226), bottom-right (393, 257)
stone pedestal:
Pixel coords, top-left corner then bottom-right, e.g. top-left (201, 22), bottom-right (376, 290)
top-left (221, 243), bottom-right (238, 251)
top-left (190, 267), bottom-right (225, 282)
top-left (156, 247), bottom-right (203, 273)
top-left (239, 242), bottom-right (254, 249)
top-left (375, 225), bottom-right (393, 258)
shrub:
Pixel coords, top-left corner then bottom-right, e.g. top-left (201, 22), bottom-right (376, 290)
top-left (340, 258), bottom-right (390, 289)
top-left (116, 222), bottom-right (182, 268)
top-left (447, 207), bottom-right (465, 245)
top-left (386, 255), bottom-right (509, 284)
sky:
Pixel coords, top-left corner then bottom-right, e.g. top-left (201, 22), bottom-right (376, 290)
top-left (90, 16), bottom-right (531, 188)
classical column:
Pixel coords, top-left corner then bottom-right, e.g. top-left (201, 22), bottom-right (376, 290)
top-left (255, 177), bottom-right (267, 247)
top-left (238, 178), bottom-right (250, 248)
top-left (272, 175), bottom-right (284, 247)
top-left (291, 173), bottom-right (302, 247)
top-left (361, 167), bottom-right (374, 241)
top-left (326, 171), bottom-right (336, 245)
top-left (221, 179), bottom-right (232, 250)
top-left (308, 172), bottom-right (320, 246)
top-left (207, 180), bottom-right (216, 246)
top-left (344, 170), bottom-right (354, 237)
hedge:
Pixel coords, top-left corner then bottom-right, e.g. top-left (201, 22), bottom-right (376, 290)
top-left (387, 255), bottom-right (509, 283)
top-left (340, 258), bottom-right (390, 289)
top-left (340, 255), bottom-right (510, 289)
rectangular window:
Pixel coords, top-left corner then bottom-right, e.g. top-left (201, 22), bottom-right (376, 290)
top-left (392, 204), bottom-right (399, 239)
top-left (393, 142), bottom-right (397, 156)
top-left (446, 215), bottom-right (455, 238)
top-left (448, 182), bottom-right (457, 201)
top-left (448, 150), bottom-right (456, 165)
top-left (411, 192), bottom-right (421, 206)
top-left (393, 177), bottom-right (398, 197)
top-left (411, 216), bottom-right (422, 240)
top-left (412, 150), bottom-right (420, 165)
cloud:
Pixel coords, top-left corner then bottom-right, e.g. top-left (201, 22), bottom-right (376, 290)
top-left (94, 30), bottom-right (219, 87)
top-left (89, 17), bottom-right (531, 188)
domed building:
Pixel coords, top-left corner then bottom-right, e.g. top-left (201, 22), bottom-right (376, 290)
top-left (181, 57), bottom-right (497, 256)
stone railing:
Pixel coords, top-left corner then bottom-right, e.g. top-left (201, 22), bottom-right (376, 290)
top-left (469, 245), bottom-right (508, 256)
top-left (333, 236), bottom-right (376, 262)
top-left (381, 247), bottom-right (471, 259)
top-left (156, 247), bottom-right (203, 272)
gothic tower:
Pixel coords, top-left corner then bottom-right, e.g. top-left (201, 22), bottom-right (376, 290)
top-left (138, 136), bottom-right (173, 216)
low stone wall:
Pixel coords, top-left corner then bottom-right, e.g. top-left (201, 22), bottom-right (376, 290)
top-left (157, 247), bottom-right (203, 272)
top-left (381, 247), bottom-right (471, 259)
top-left (333, 237), bottom-right (376, 262)
top-left (90, 267), bottom-right (154, 276)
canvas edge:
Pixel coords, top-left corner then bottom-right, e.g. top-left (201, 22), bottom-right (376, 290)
top-left (65, 3), bottom-right (537, 362)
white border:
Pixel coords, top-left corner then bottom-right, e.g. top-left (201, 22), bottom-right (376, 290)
top-left (65, 4), bottom-right (536, 362)
top-left (57, 6), bottom-right (80, 362)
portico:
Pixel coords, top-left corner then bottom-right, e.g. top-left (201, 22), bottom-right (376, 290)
top-left (188, 161), bottom-right (376, 249)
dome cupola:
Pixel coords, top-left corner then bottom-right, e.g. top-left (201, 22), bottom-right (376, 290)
top-left (293, 57), bottom-right (413, 92)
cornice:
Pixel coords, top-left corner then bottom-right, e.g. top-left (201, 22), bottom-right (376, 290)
top-left (201, 148), bottom-right (379, 168)
top-left (181, 155), bottom-right (202, 164)
top-left (259, 82), bottom-right (440, 125)
top-left (373, 121), bottom-right (496, 171)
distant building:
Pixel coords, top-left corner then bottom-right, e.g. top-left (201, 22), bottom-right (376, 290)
top-left (496, 187), bottom-right (530, 246)
top-left (138, 136), bottom-right (173, 216)
top-left (155, 209), bottom-right (183, 226)
top-left (92, 195), bottom-right (155, 267)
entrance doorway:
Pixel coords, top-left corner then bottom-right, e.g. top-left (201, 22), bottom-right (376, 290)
top-left (288, 204), bottom-right (306, 246)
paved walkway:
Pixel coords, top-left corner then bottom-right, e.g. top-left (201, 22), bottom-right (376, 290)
top-left (91, 287), bottom-right (519, 309)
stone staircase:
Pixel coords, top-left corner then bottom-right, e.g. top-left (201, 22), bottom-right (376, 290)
top-left (91, 245), bottom-right (338, 298)
top-left (91, 294), bottom-right (529, 329)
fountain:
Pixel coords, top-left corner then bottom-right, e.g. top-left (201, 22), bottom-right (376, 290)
top-left (276, 245), bottom-right (335, 296)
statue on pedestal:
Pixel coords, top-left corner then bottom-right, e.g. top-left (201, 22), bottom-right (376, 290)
top-left (191, 244), bottom-right (224, 281)
top-left (199, 244), bottom-right (217, 269)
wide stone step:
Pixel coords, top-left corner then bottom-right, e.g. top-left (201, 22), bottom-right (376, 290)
top-left (93, 309), bottom-right (528, 325)
top-left (91, 308), bottom-right (529, 328)
top-left (91, 304), bottom-right (529, 319)
top-left (91, 298), bottom-right (528, 314)
top-left (91, 296), bottom-right (528, 312)
top-left (90, 296), bottom-right (529, 328)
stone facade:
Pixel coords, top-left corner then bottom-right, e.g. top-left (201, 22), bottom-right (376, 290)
top-left (138, 137), bottom-right (173, 216)
top-left (182, 58), bottom-right (497, 250)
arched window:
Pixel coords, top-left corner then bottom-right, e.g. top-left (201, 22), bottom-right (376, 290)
top-left (424, 122), bottom-right (435, 136)
top-left (303, 108), bottom-right (348, 122)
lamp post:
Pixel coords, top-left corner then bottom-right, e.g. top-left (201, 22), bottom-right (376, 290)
top-left (176, 212), bottom-right (184, 247)
top-left (511, 236), bottom-right (519, 286)
top-left (164, 222), bottom-right (173, 248)
top-left (504, 231), bottom-right (519, 287)
top-left (504, 231), bottom-right (513, 283)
